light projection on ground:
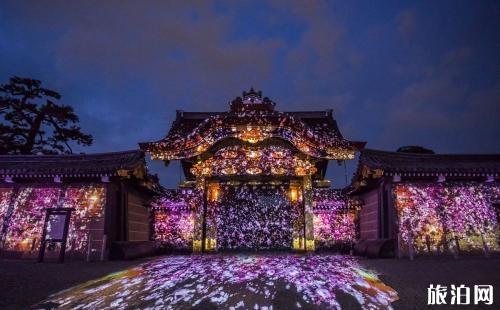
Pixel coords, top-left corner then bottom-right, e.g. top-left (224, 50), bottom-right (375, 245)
top-left (38, 255), bottom-right (398, 309)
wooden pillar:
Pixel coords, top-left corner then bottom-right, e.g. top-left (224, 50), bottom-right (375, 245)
top-left (291, 181), bottom-right (304, 250)
top-left (303, 175), bottom-right (315, 251)
top-left (204, 182), bottom-right (219, 252)
top-left (192, 178), bottom-right (205, 252)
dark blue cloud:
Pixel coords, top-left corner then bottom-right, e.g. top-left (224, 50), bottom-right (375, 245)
top-left (1, 0), bottom-right (499, 188)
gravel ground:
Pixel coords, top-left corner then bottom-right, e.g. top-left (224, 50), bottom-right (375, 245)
top-left (361, 256), bottom-right (500, 310)
top-left (1, 255), bottom-right (499, 309)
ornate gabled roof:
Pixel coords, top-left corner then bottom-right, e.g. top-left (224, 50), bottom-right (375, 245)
top-left (0, 150), bottom-right (145, 178)
top-left (346, 148), bottom-right (500, 194)
top-left (140, 89), bottom-right (364, 160)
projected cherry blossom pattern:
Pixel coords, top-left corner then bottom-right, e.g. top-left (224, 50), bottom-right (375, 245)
top-left (312, 188), bottom-right (362, 211)
top-left (394, 182), bottom-right (500, 253)
top-left (213, 186), bottom-right (300, 250)
top-left (0, 188), bottom-right (13, 241)
top-left (62, 186), bottom-right (105, 251)
top-left (314, 211), bottom-right (357, 249)
top-left (38, 254), bottom-right (398, 309)
top-left (151, 189), bottom-right (202, 249)
top-left (312, 189), bottom-right (360, 249)
top-left (142, 108), bottom-right (357, 160)
top-left (153, 211), bottom-right (194, 250)
top-left (190, 145), bottom-right (317, 177)
top-left (0, 185), bottom-right (105, 253)
top-left (152, 187), bottom-right (365, 251)
top-left (3, 187), bottom-right (61, 250)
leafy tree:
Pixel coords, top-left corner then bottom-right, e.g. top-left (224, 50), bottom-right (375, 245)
top-left (0, 76), bottom-right (92, 154)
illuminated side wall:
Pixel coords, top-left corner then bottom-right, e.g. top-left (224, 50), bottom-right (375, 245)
top-left (0, 185), bottom-right (105, 259)
top-left (394, 182), bottom-right (500, 254)
top-left (312, 189), bottom-right (360, 250)
top-left (151, 189), bottom-right (200, 251)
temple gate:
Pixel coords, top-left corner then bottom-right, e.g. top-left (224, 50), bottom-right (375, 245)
top-left (141, 89), bottom-right (363, 252)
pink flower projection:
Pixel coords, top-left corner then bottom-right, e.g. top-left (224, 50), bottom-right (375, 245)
top-left (0, 185), bottom-right (105, 253)
top-left (38, 254), bottom-right (398, 309)
top-left (394, 183), bottom-right (500, 253)
top-left (312, 189), bottom-right (360, 249)
top-left (314, 211), bottom-right (357, 248)
top-left (0, 188), bottom-right (13, 237)
top-left (152, 187), bottom-right (360, 251)
top-left (3, 187), bottom-right (61, 251)
top-left (151, 189), bottom-right (201, 249)
top-left (213, 186), bottom-right (300, 250)
top-left (62, 186), bottom-right (105, 251)
top-left (153, 211), bottom-right (194, 249)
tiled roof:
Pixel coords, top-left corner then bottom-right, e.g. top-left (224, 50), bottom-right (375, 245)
top-left (0, 150), bottom-right (145, 178)
top-left (359, 149), bottom-right (500, 175)
top-left (140, 109), bottom-right (363, 160)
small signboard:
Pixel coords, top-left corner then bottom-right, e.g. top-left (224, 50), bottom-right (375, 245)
top-left (38, 208), bottom-right (73, 263)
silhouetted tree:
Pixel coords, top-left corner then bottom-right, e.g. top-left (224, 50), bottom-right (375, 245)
top-left (0, 76), bottom-right (92, 154)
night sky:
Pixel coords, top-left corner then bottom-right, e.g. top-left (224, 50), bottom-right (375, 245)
top-left (1, 1), bottom-right (499, 188)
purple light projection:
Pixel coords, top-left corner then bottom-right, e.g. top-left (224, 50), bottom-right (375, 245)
top-left (313, 212), bottom-right (357, 248)
top-left (38, 254), bottom-right (398, 309)
top-left (152, 187), bottom-right (361, 251)
top-left (313, 189), bottom-right (359, 249)
top-left (0, 188), bottom-right (14, 238)
top-left (151, 189), bottom-right (200, 249)
top-left (3, 187), bottom-right (61, 251)
top-left (213, 186), bottom-right (300, 250)
top-left (0, 185), bottom-right (105, 253)
top-left (394, 182), bottom-right (500, 253)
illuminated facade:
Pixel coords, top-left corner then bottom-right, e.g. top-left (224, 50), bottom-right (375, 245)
top-left (141, 89), bottom-right (364, 252)
top-left (2, 90), bottom-right (498, 259)
top-left (348, 149), bottom-right (500, 258)
top-left (0, 151), bottom-right (158, 260)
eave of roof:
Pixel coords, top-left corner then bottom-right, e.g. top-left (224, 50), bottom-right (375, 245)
top-left (360, 149), bottom-right (500, 174)
top-left (176, 110), bottom-right (336, 120)
top-left (140, 109), bottom-right (361, 160)
top-left (0, 150), bottom-right (145, 178)
top-left (345, 148), bottom-right (500, 195)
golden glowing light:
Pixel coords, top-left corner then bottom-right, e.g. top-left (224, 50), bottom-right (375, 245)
top-left (189, 146), bottom-right (318, 177)
top-left (246, 167), bottom-right (263, 175)
top-left (89, 195), bottom-right (99, 203)
top-left (246, 149), bottom-right (262, 159)
top-left (271, 167), bottom-right (286, 175)
top-left (221, 167), bottom-right (237, 175)
top-left (220, 150), bottom-right (238, 159)
top-left (201, 167), bottom-right (212, 176)
top-left (204, 238), bottom-right (217, 251)
top-left (295, 167), bottom-right (307, 176)
top-left (290, 187), bottom-right (299, 202)
top-left (237, 127), bottom-right (271, 144)
top-left (208, 183), bottom-right (220, 202)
